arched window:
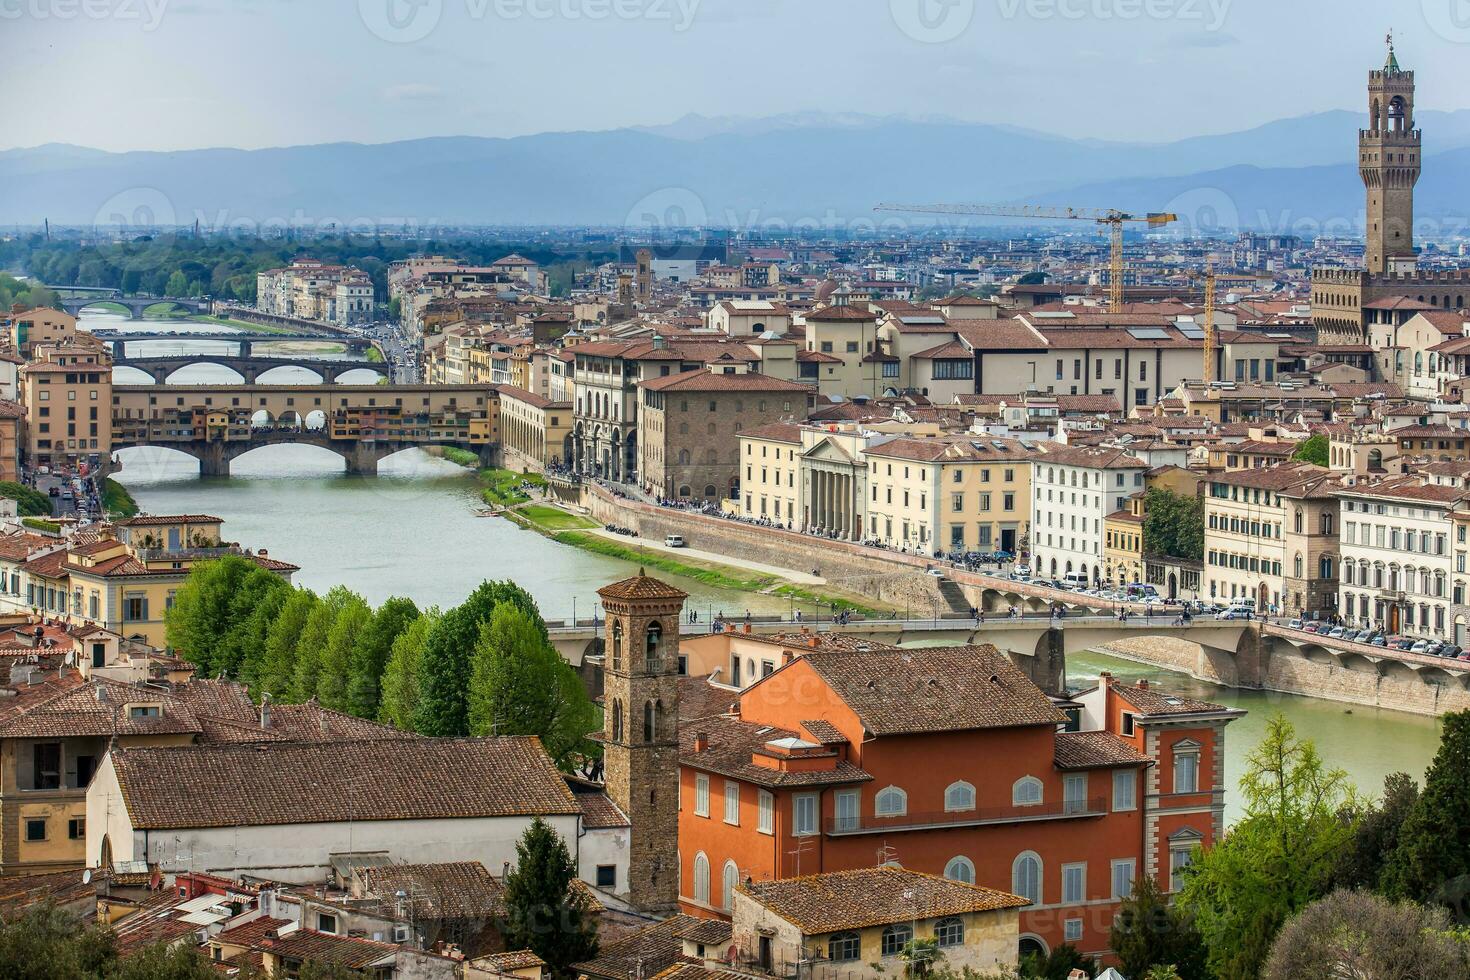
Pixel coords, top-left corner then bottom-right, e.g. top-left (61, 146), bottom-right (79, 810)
top-left (678, 485), bottom-right (691, 497)
top-left (944, 856), bottom-right (975, 884)
top-left (934, 917), bottom-right (964, 948)
top-left (704, 484), bottom-right (718, 498)
top-left (1012, 852), bottom-right (1042, 906)
top-left (944, 781), bottom-right (975, 812)
top-left (880, 924), bottom-right (913, 957)
top-left (1320, 556), bottom-right (1335, 580)
top-left (611, 622), bottom-right (623, 671)
top-left (643, 700), bottom-right (656, 742)
top-left (692, 852), bottom-right (710, 905)
top-left (875, 786), bottom-right (908, 817)
top-left (1293, 553), bottom-right (1303, 578)
top-left (1012, 776), bottom-right (1043, 807)
top-left (722, 860), bottom-right (738, 910)
top-left (646, 622), bottom-right (662, 665)
top-left (828, 932), bottom-right (861, 962)
top-left (611, 700), bottom-right (624, 742)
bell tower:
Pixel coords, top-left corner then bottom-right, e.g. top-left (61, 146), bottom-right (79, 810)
top-left (597, 569), bottom-right (687, 913)
top-left (1361, 32), bottom-right (1420, 275)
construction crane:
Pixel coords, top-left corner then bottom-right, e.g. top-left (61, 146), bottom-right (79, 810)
top-left (874, 203), bottom-right (1178, 313)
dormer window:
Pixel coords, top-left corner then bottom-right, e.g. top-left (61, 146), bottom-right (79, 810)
top-left (127, 704), bottom-right (161, 719)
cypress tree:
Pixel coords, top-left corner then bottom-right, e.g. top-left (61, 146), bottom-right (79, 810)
top-left (501, 818), bottom-right (598, 977)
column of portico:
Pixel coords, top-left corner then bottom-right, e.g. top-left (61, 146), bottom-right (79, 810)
top-left (815, 469), bottom-right (825, 531)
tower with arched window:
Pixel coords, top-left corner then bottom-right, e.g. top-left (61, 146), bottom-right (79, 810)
top-left (597, 569), bottom-right (688, 912)
top-left (1361, 34), bottom-right (1420, 277)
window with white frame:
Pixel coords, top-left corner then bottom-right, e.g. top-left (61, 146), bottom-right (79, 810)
top-left (944, 856), bottom-right (975, 884)
top-left (1173, 741), bottom-right (1201, 794)
top-left (757, 790), bottom-right (774, 834)
top-left (724, 781), bottom-right (739, 824)
top-left (1113, 769), bottom-right (1137, 811)
top-left (875, 786), bottom-right (908, 816)
top-left (934, 917), bottom-right (964, 948)
top-left (693, 852), bottom-right (710, 904)
top-left (834, 790), bottom-right (859, 831)
top-left (1012, 852), bottom-right (1042, 906)
top-left (695, 773), bottom-right (709, 816)
top-left (722, 860), bottom-right (738, 910)
top-left (1061, 863), bottom-right (1086, 905)
top-left (944, 780), bottom-right (976, 811)
top-left (1012, 776), bottom-right (1043, 807)
top-left (1064, 918), bottom-right (1083, 943)
top-left (1063, 773), bottom-right (1088, 813)
top-left (793, 793), bottom-right (818, 836)
top-left (1111, 859), bottom-right (1136, 900)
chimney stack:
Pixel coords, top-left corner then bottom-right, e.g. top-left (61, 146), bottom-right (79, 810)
top-left (259, 693), bottom-right (271, 730)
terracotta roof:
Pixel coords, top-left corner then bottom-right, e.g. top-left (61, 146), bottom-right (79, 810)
top-left (674, 918), bottom-right (734, 946)
top-left (680, 713), bottom-right (871, 789)
top-left (115, 514), bottom-right (223, 527)
top-left (354, 862), bottom-right (505, 920)
top-left (1034, 444), bottom-right (1146, 470)
top-left (793, 646), bottom-right (1067, 736)
top-left (803, 306), bottom-right (877, 322)
top-left (738, 867), bottom-right (1027, 934)
top-left (259, 929), bottom-right (398, 968)
top-left (1111, 682), bottom-right (1240, 719)
top-left (639, 369), bottom-right (809, 393)
top-left (598, 572), bottom-right (689, 602)
top-left (798, 719), bottom-right (846, 744)
top-left (474, 950), bottom-right (547, 971)
top-left (739, 422), bottom-right (803, 444)
top-left (575, 913), bottom-right (707, 980)
top-left (0, 676), bottom-right (203, 738)
top-left (1053, 730), bottom-right (1153, 769)
top-left (109, 737), bottom-right (579, 830)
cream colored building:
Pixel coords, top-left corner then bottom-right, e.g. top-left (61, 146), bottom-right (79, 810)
top-left (1338, 476), bottom-right (1459, 637)
top-left (738, 422), bottom-right (803, 526)
top-left (21, 337), bottom-right (113, 472)
top-left (6, 307), bottom-right (78, 356)
top-left (498, 385), bottom-right (573, 473)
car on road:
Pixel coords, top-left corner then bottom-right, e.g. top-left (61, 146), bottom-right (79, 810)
top-left (1216, 609), bottom-right (1252, 620)
top-left (1371, 636), bottom-right (1389, 647)
top-left (1288, 618), bottom-right (1304, 630)
top-left (926, 568), bottom-right (946, 578)
top-left (663, 535), bottom-right (685, 548)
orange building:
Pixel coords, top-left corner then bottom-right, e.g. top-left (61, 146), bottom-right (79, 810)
top-left (675, 642), bottom-right (1242, 962)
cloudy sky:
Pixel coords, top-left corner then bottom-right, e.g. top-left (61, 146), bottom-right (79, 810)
top-left (4, 0), bottom-right (1469, 151)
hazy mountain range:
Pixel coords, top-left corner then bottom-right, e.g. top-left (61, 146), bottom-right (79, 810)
top-left (4, 109), bottom-right (1470, 232)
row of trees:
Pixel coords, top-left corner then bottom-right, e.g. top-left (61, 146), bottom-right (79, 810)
top-left (0, 271), bottom-right (59, 311)
top-left (1100, 712), bottom-right (1470, 979)
top-left (1141, 487), bottom-right (1204, 563)
top-left (164, 557), bottom-right (597, 766)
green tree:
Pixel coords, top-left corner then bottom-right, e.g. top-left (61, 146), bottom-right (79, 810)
top-left (1109, 875), bottom-right (1207, 980)
top-left (231, 579), bottom-right (291, 692)
top-left (468, 604), bottom-right (597, 767)
top-left (0, 902), bottom-right (116, 980)
top-left (346, 597), bottom-right (419, 719)
top-left (500, 818), bottom-right (598, 977)
top-left (1142, 488), bottom-right (1204, 562)
top-left (1018, 944), bottom-right (1090, 979)
top-left (415, 580), bottom-right (545, 736)
top-left (165, 270), bottom-right (189, 295)
top-left (165, 555), bottom-right (262, 676)
top-left (1176, 715), bottom-right (1357, 980)
top-left (378, 608), bottom-right (439, 729)
top-left (1383, 709), bottom-right (1470, 903)
top-left (214, 565), bottom-right (291, 679)
top-left (289, 586), bottom-right (355, 703)
top-left (1263, 889), bottom-right (1470, 980)
top-left (109, 942), bottom-right (221, 980)
top-left (258, 588), bottom-right (318, 698)
top-left (900, 938), bottom-right (943, 978)
top-left (315, 591), bottom-right (373, 710)
top-left (1333, 771), bottom-right (1420, 892)
top-left (0, 480), bottom-right (54, 516)
top-left (1290, 433), bottom-right (1330, 467)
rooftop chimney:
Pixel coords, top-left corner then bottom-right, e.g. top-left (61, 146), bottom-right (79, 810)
top-left (259, 692), bottom-right (271, 730)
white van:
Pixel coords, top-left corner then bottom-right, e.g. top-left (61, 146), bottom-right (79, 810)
top-left (1062, 572), bottom-right (1090, 589)
top-left (664, 535), bottom-right (686, 548)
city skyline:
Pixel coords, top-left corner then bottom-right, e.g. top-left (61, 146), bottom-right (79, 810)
top-left (5, 0), bottom-right (1470, 152)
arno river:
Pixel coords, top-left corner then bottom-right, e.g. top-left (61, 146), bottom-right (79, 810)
top-left (91, 314), bottom-right (1445, 820)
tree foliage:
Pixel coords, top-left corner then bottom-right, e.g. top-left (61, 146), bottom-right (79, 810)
top-left (1333, 771), bottom-right (1420, 893)
top-left (1382, 709), bottom-right (1470, 904)
top-left (165, 555), bottom-right (278, 676)
top-left (314, 591), bottom-right (374, 710)
top-left (469, 604), bottom-right (597, 767)
top-left (378, 608), bottom-right (439, 730)
top-left (500, 818), bottom-right (598, 977)
top-left (257, 588), bottom-right (318, 698)
top-left (1141, 487), bottom-right (1204, 562)
top-left (1176, 715), bottom-right (1357, 980)
top-left (290, 586), bottom-right (356, 703)
top-left (0, 480), bottom-right (54, 516)
top-left (1109, 874), bottom-right (1207, 980)
top-left (0, 903), bottom-right (116, 980)
top-left (1263, 889), bottom-right (1470, 980)
top-left (1290, 433), bottom-right (1330, 467)
top-left (346, 597), bottom-right (419, 719)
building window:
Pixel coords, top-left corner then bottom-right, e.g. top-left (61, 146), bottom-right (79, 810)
top-left (722, 860), bottom-right (738, 911)
top-left (68, 817), bottom-right (84, 840)
top-left (793, 793), bottom-right (818, 836)
top-left (1170, 848), bottom-right (1195, 891)
top-left (934, 917), bottom-right (964, 948)
top-left (317, 912), bottom-right (337, 934)
top-left (828, 933), bottom-right (861, 962)
top-left (875, 786), bottom-right (908, 817)
top-left (1062, 863), bottom-right (1086, 905)
top-left (834, 790), bottom-right (859, 831)
top-left (758, 790), bottom-right (774, 834)
top-left (1173, 743), bottom-right (1201, 794)
top-left (695, 774), bottom-right (709, 816)
top-left (1120, 711), bottom-right (1136, 736)
top-left (24, 818), bottom-right (46, 842)
top-left (693, 853), bottom-right (710, 905)
top-left (596, 865), bottom-right (616, 888)
top-left (1111, 859), bottom-right (1137, 900)
top-left (1113, 769), bottom-right (1137, 811)
top-left (1012, 776), bottom-right (1043, 807)
top-left (881, 925), bottom-right (913, 957)
top-left (1064, 918), bottom-right (1083, 943)
top-left (723, 781), bottom-right (740, 825)
top-left (1012, 852), bottom-right (1042, 906)
top-left (944, 781), bottom-right (975, 812)
top-left (943, 856), bottom-right (975, 884)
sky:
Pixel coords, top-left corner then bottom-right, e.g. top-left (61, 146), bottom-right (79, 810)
top-left (4, 0), bottom-right (1470, 152)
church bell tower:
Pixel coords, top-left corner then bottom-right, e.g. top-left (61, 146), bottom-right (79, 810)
top-left (597, 570), bottom-right (687, 914)
top-left (1361, 33), bottom-right (1420, 276)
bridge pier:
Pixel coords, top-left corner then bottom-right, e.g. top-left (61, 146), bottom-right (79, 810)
top-left (345, 443), bottom-right (380, 476)
top-left (199, 442), bottom-right (230, 478)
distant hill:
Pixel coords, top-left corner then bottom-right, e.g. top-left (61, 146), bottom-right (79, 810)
top-left (4, 109), bottom-right (1470, 229)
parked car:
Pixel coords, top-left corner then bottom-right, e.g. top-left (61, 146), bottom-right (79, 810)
top-left (1302, 622), bottom-right (1323, 633)
top-left (1371, 635), bottom-right (1389, 647)
top-left (1410, 640), bottom-right (1431, 654)
top-left (1216, 609), bottom-right (1252, 620)
top-left (663, 535), bottom-right (686, 548)
top-left (1288, 618), bottom-right (1304, 630)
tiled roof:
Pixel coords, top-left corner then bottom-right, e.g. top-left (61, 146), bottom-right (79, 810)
top-left (1053, 730), bottom-right (1153, 770)
top-left (739, 422), bottom-right (803, 444)
top-left (738, 867), bottom-right (1027, 934)
top-left (598, 572), bottom-right (689, 602)
top-left (639, 369), bottom-right (809, 393)
top-left (680, 714), bottom-right (872, 789)
top-left (574, 914), bottom-right (705, 980)
top-left (110, 737), bottom-right (579, 830)
top-left (0, 677), bottom-right (203, 738)
top-left (674, 918), bottom-right (733, 945)
top-left (1033, 444), bottom-right (1146, 470)
top-left (259, 929), bottom-right (398, 968)
top-left (115, 514), bottom-right (223, 527)
top-left (354, 862), bottom-right (505, 919)
top-left (1112, 682), bottom-right (1240, 719)
top-left (798, 719), bottom-right (846, 744)
top-left (475, 950), bottom-right (547, 971)
top-left (574, 790), bottom-right (630, 830)
top-left (803, 306), bottom-right (876, 322)
top-left (796, 646), bottom-right (1067, 736)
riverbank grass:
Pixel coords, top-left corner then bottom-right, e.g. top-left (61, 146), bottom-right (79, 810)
top-left (440, 447), bottom-right (480, 468)
top-left (102, 478), bottom-right (140, 518)
top-left (479, 468), bottom-right (547, 507)
top-left (514, 505), bottom-right (598, 532)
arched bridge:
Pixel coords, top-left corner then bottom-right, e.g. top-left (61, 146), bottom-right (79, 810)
top-left (60, 296), bottom-right (213, 318)
top-left (91, 331), bottom-right (372, 359)
top-left (113, 353), bottom-right (386, 385)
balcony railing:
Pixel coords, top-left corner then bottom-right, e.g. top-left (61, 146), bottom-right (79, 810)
top-left (823, 796), bottom-right (1107, 836)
